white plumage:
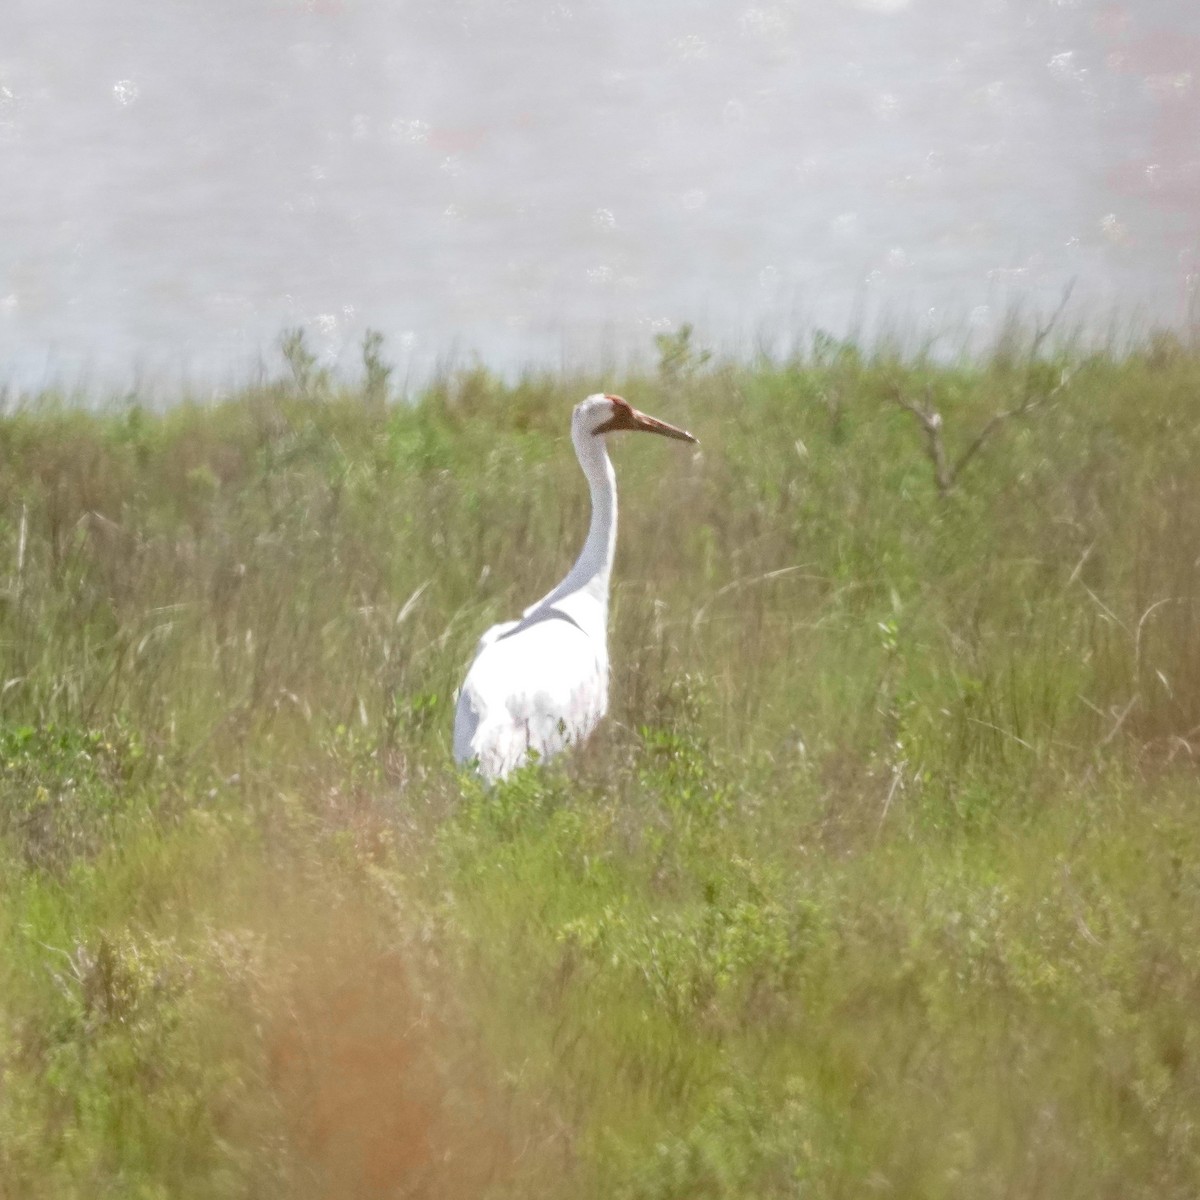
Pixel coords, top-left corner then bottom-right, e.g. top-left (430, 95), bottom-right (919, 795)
top-left (454, 393), bottom-right (697, 781)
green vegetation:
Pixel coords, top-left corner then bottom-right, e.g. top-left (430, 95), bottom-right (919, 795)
top-left (2, 328), bottom-right (1200, 1197)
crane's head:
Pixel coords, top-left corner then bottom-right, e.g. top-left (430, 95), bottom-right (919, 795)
top-left (573, 393), bottom-right (697, 443)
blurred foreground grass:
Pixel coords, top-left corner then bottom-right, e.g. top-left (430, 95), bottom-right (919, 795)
top-left (2, 330), bottom-right (1200, 1197)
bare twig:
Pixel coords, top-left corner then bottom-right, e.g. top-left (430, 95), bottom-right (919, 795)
top-left (888, 385), bottom-right (953, 497)
top-left (950, 367), bottom-right (1072, 483)
top-left (889, 366), bottom-right (1072, 498)
top-left (889, 281), bottom-right (1077, 497)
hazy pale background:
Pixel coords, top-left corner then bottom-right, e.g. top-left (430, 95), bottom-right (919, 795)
top-left (1, 0), bottom-right (1197, 391)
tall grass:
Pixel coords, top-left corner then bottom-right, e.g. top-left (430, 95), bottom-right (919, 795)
top-left (2, 330), bottom-right (1200, 1197)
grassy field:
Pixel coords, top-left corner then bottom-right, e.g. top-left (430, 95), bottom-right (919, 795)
top-left (1, 328), bottom-right (1199, 1198)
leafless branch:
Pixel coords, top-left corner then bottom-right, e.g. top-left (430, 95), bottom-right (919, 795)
top-left (889, 282), bottom-right (1079, 497)
top-left (950, 366), bottom-right (1072, 482)
top-left (888, 384), bottom-right (954, 497)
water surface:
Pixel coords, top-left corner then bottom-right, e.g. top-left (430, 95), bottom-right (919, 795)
top-left (2, 0), bottom-right (1197, 390)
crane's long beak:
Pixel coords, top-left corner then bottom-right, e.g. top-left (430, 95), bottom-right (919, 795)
top-left (595, 403), bottom-right (698, 443)
top-left (630, 409), bottom-right (698, 443)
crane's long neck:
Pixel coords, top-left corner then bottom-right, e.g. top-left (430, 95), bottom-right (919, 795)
top-left (543, 432), bottom-right (617, 609)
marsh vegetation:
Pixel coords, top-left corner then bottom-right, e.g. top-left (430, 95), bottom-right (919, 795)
top-left (2, 329), bottom-right (1200, 1197)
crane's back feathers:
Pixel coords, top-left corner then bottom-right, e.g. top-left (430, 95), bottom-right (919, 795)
top-left (453, 605), bottom-right (608, 780)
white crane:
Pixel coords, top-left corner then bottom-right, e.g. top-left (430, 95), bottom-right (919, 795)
top-left (453, 393), bottom-right (697, 781)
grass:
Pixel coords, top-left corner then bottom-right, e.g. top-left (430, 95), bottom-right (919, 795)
top-left (1, 327), bottom-right (1200, 1197)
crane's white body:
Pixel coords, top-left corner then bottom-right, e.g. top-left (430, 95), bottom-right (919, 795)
top-left (453, 394), bottom-right (693, 781)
